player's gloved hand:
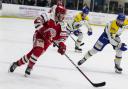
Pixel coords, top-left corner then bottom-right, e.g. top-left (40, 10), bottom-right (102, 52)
top-left (73, 30), bottom-right (80, 36)
top-left (118, 43), bottom-right (127, 51)
top-left (58, 42), bottom-right (66, 55)
top-left (87, 31), bottom-right (92, 36)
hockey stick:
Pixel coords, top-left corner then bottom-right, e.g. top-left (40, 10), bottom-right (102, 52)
top-left (69, 35), bottom-right (84, 46)
top-left (53, 41), bottom-right (106, 87)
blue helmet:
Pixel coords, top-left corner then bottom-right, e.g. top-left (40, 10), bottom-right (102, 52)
top-left (82, 7), bottom-right (89, 14)
top-left (117, 13), bottom-right (125, 21)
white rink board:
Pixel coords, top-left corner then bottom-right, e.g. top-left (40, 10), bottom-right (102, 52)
top-left (1, 3), bottom-right (122, 25)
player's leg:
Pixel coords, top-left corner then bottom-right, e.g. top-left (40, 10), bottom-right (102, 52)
top-left (24, 38), bottom-right (48, 77)
top-left (113, 42), bottom-right (127, 73)
top-left (9, 32), bottom-right (39, 73)
top-left (75, 29), bottom-right (83, 52)
top-left (78, 32), bottom-right (109, 65)
top-left (114, 49), bottom-right (123, 73)
top-left (78, 48), bottom-right (99, 65)
top-left (9, 49), bottom-right (33, 72)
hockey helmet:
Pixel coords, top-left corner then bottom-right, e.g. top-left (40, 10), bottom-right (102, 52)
top-left (116, 13), bottom-right (125, 27)
top-left (117, 13), bottom-right (125, 21)
top-left (82, 7), bottom-right (89, 14)
top-left (55, 5), bottom-right (66, 21)
top-left (55, 5), bottom-right (66, 14)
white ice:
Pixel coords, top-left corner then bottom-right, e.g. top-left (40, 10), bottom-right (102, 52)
top-left (0, 18), bottom-right (128, 89)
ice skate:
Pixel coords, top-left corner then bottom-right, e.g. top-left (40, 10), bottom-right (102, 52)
top-left (24, 66), bottom-right (32, 77)
top-left (8, 62), bottom-right (18, 73)
top-left (114, 58), bottom-right (123, 74)
top-left (78, 57), bottom-right (87, 66)
top-left (115, 64), bottom-right (122, 74)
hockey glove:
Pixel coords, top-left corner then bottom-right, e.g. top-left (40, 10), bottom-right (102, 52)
top-left (58, 42), bottom-right (66, 55)
top-left (119, 43), bottom-right (127, 51)
top-left (87, 31), bottom-right (92, 36)
top-left (73, 30), bottom-right (80, 36)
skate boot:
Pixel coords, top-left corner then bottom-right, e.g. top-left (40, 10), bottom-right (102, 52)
top-left (115, 64), bottom-right (122, 74)
top-left (114, 58), bottom-right (122, 74)
top-left (8, 62), bottom-right (18, 73)
top-left (75, 46), bottom-right (82, 53)
top-left (25, 66), bottom-right (32, 77)
top-left (78, 57), bottom-right (87, 66)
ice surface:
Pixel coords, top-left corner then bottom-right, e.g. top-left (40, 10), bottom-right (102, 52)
top-left (0, 18), bottom-right (128, 89)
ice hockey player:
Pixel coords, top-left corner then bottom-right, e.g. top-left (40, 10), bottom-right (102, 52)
top-left (67, 7), bottom-right (92, 53)
top-left (78, 13), bottom-right (127, 74)
top-left (8, 5), bottom-right (68, 77)
top-left (48, 0), bottom-right (66, 47)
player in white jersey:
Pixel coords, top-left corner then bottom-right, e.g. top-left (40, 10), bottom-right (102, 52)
top-left (78, 13), bottom-right (127, 73)
top-left (66, 7), bottom-right (92, 52)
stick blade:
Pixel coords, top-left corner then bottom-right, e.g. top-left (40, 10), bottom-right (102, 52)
top-left (92, 82), bottom-right (106, 87)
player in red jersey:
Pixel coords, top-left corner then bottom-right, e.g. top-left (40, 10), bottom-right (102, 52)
top-left (9, 5), bottom-right (67, 77)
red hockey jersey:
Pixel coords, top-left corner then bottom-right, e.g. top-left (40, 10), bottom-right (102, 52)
top-left (35, 19), bottom-right (68, 45)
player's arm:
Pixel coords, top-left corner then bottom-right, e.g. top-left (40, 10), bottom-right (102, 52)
top-left (84, 20), bottom-right (92, 35)
top-left (123, 25), bottom-right (128, 29)
top-left (55, 28), bottom-right (68, 44)
top-left (55, 29), bottom-right (67, 55)
top-left (48, 5), bottom-right (57, 13)
top-left (73, 15), bottom-right (82, 29)
top-left (34, 13), bottom-right (49, 30)
top-left (105, 22), bottom-right (120, 46)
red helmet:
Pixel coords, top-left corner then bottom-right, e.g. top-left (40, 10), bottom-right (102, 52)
top-left (55, 5), bottom-right (66, 22)
top-left (55, 5), bottom-right (66, 14)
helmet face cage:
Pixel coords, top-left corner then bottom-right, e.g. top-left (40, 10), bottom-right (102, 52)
top-left (55, 6), bottom-right (66, 22)
top-left (116, 13), bottom-right (125, 26)
top-left (82, 7), bottom-right (89, 14)
top-left (56, 5), bottom-right (66, 14)
top-left (117, 13), bottom-right (125, 21)
top-left (82, 7), bottom-right (89, 19)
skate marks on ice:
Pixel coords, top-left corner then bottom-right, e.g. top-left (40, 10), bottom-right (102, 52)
top-left (0, 60), bottom-right (90, 89)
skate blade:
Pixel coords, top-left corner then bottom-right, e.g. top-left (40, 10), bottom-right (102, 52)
top-left (115, 70), bottom-right (122, 74)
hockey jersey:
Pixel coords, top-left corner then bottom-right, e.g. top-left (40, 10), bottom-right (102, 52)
top-left (124, 19), bottom-right (128, 26)
top-left (74, 12), bottom-right (89, 22)
top-left (35, 19), bottom-right (68, 49)
top-left (105, 20), bottom-right (125, 39)
top-left (67, 12), bottom-right (90, 32)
